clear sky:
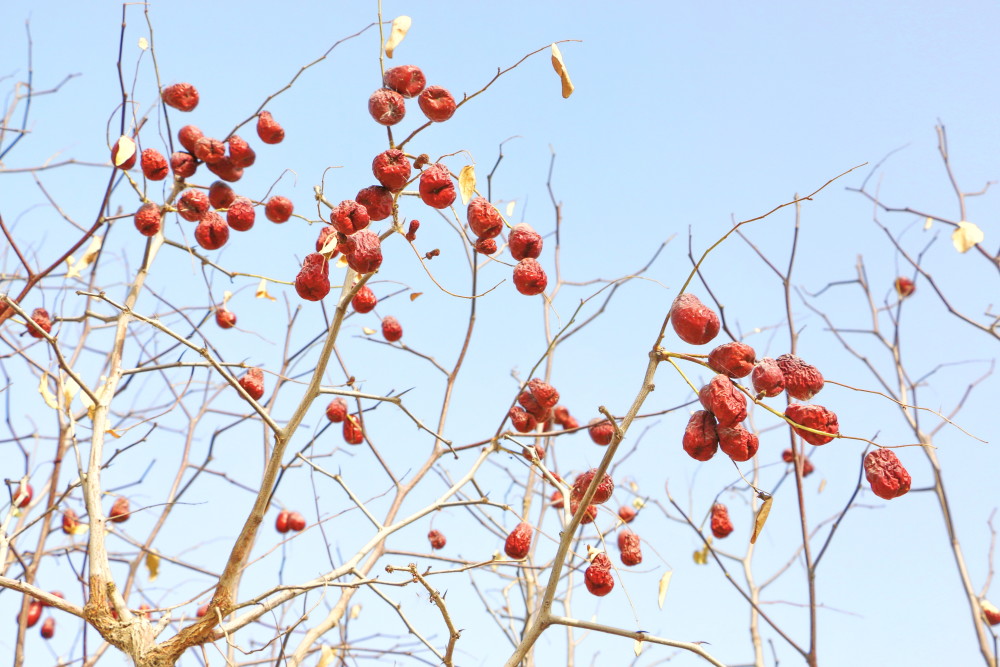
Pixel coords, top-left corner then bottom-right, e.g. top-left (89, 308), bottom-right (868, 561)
top-left (2, 1), bottom-right (998, 666)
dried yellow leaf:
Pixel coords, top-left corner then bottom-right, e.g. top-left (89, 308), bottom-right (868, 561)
top-left (750, 494), bottom-right (773, 544)
top-left (113, 135), bottom-right (136, 166)
top-left (317, 645), bottom-right (335, 667)
top-left (222, 290), bottom-right (233, 306)
top-left (409, 292), bottom-right (423, 301)
top-left (146, 551), bottom-right (160, 582)
top-left (924, 217), bottom-right (933, 230)
top-left (657, 570), bottom-right (672, 609)
top-left (458, 165), bottom-right (476, 205)
top-left (550, 43), bottom-right (574, 99)
top-left (632, 497), bottom-right (646, 510)
top-left (39, 373), bottom-right (59, 410)
top-left (319, 233), bottom-right (339, 258)
top-left (818, 478), bottom-right (827, 494)
top-left (349, 604), bottom-right (361, 619)
top-left (505, 201), bottom-right (516, 217)
top-left (384, 16), bottom-right (412, 58)
top-left (256, 278), bottom-right (276, 301)
top-left (336, 255), bottom-right (349, 269)
top-left (952, 220), bottom-right (984, 253)
top-left (70, 523), bottom-right (89, 536)
top-left (362, 327), bottom-right (376, 335)
top-left (106, 429), bottom-right (122, 439)
top-left (693, 540), bottom-right (711, 565)
top-left (634, 638), bottom-right (643, 657)
top-left (138, 37), bottom-right (149, 50)
top-left (66, 235), bottom-right (103, 279)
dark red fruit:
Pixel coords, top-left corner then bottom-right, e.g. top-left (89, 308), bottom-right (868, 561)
top-left (509, 406), bottom-right (537, 433)
top-left (682, 410), bottom-right (719, 461)
top-left (343, 414), bottom-right (364, 445)
top-left (330, 200), bottom-right (371, 235)
top-left (287, 511), bottom-right (306, 531)
top-left (618, 505), bottom-right (637, 523)
top-left (384, 65), bottom-right (426, 98)
top-left (784, 404), bottom-right (839, 446)
top-left (588, 418), bottom-right (614, 446)
top-left (316, 226), bottom-right (337, 253)
top-left (894, 277), bottom-right (915, 298)
top-left (161, 83), bottom-right (199, 112)
top-left (109, 497), bottom-right (130, 523)
top-left (341, 229), bottom-right (383, 274)
top-left (710, 503), bottom-right (733, 538)
top-left (509, 224), bottom-right (543, 260)
top-left (864, 449), bottom-right (912, 500)
top-left (178, 125), bottom-right (203, 153)
top-left (226, 197), bottom-right (255, 232)
top-left (227, 135), bottom-right (256, 168)
top-left (265, 196), bottom-right (294, 223)
top-left (215, 308), bottom-right (236, 329)
top-left (717, 424), bottom-right (759, 462)
top-left (618, 529), bottom-right (643, 566)
top-left (698, 375), bottom-right (747, 427)
top-left (419, 163), bottom-right (456, 209)
top-left (170, 151), bottom-right (197, 179)
top-left (19, 600), bottom-right (42, 628)
top-left (405, 220), bottom-right (420, 242)
top-left (570, 500), bottom-right (598, 524)
top-left (512, 258), bottom-right (548, 296)
top-left (504, 522), bottom-right (533, 559)
top-left (275, 509), bottom-right (291, 533)
top-left (194, 212), bottom-right (229, 250)
top-left (325, 398), bottom-right (348, 423)
top-left (208, 181), bottom-right (236, 209)
top-left (751, 357), bottom-right (785, 398)
top-left (351, 285), bottom-right (377, 313)
top-left (294, 253), bottom-right (331, 301)
top-left (177, 189), bottom-right (210, 222)
top-left (670, 293), bottom-right (720, 345)
top-left (467, 197), bottom-right (503, 239)
top-left (707, 342), bottom-right (756, 378)
top-left (372, 149), bottom-right (411, 191)
top-left (428, 529), bottom-right (446, 550)
top-left (239, 368), bottom-right (265, 401)
top-left (475, 237), bottom-right (497, 255)
top-left (356, 185), bottom-right (394, 221)
top-left (584, 556), bottom-right (615, 596)
top-left (368, 89), bottom-right (406, 126)
top-left (40, 616), bottom-right (55, 639)
top-left (140, 148), bottom-right (169, 180)
top-left (27, 309), bottom-right (52, 339)
top-left (571, 469), bottom-right (614, 505)
top-left (418, 85), bottom-right (457, 122)
top-left (775, 354), bottom-right (824, 401)
top-left (381, 316), bottom-right (403, 342)
top-left (193, 136), bottom-right (226, 165)
top-left (256, 111), bottom-right (285, 144)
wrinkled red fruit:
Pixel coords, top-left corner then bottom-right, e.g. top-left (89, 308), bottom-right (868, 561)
top-left (618, 529), bottom-right (643, 566)
top-left (509, 223), bottom-right (543, 260)
top-left (418, 85), bottom-right (457, 122)
top-left (170, 151), bottom-right (197, 179)
top-left (12, 481), bottom-right (32, 507)
top-left (419, 163), bottom-right (456, 209)
top-left (343, 414), bottom-right (364, 445)
top-left (111, 137), bottom-right (136, 170)
top-left (467, 196), bottom-right (503, 239)
top-left (523, 444), bottom-right (544, 462)
top-left (384, 65), bottom-right (426, 98)
top-left (40, 616), bottom-right (55, 639)
top-left (894, 276), bottom-right (915, 298)
top-left (275, 509), bottom-right (291, 533)
top-left (295, 253), bottom-right (331, 301)
top-left (698, 375), bottom-right (747, 427)
top-left (351, 285), bottom-right (377, 313)
top-left (178, 125), bottom-right (203, 153)
top-left (287, 511), bottom-right (306, 531)
top-left (718, 424), bottom-right (759, 462)
top-left (205, 156), bottom-right (243, 182)
top-left (504, 522), bottom-right (533, 559)
top-left (710, 503), bottom-right (733, 538)
top-left (61, 509), bottom-right (80, 534)
top-left (265, 196), bottom-right (294, 223)
top-left (256, 111), bottom-right (285, 144)
top-left (782, 449), bottom-right (815, 476)
top-left (239, 368), bottom-right (265, 401)
top-left (109, 497), bottom-right (130, 523)
top-left (341, 229), bottom-right (383, 274)
top-left (751, 357), bottom-right (785, 398)
top-left (316, 226), bottom-right (338, 254)
top-left (584, 555), bottom-right (615, 596)
top-left (428, 529), bottom-right (446, 550)
top-left (208, 181), bottom-right (236, 209)
top-left (784, 403), bottom-right (839, 446)
top-left (368, 88), bottom-right (406, 126)
top-left (27, 309), bottom-right (52, 339)
top-left (670, 293), bottom-right (720, 345)
top-left (177, 189), bottom-right (210, 222)
top-left (509, 406), bottom-right (537, 433)
top-left (708, 342), bottom-right (756, 378)
top-left (864, 449), bottom-right (911, 500)
top-left (372, 149), bottom-right (411, 191)
top-left (381, 316), bottom-right (403, 342)
top-left (330, 200), bottom-right (371, 235)
top-left (527, 379), bottom-right (559, 410)
top-left (513, 258), bottom-right (548, 296)
top-left (325, 398), bottom-right (348, 423)
top-left (571, 470), bottom-right (614, 505)
top-left (570, 500), bottom-right (598, 524)
top-left (682, 410), bottom-right (719, 461)
top-left (132, 202), bottom-right (159, 238)
top-left (140, 148), bottom-right (169, 180)
top-left (475, 237), bottom-right (497, 255)
top-left (618, 505), bottom-right (637, 523)
top-left (550, 489), bottom-right (564, 507)
top-left (553, 405), bottom-right (572, 426)
top-left (215, 308), bottom-right (236, 329)
top-left (588, 418), bottom-right (614, 446)
top-left (161, 83), bottom-right (199, 112)
top-left (356, 185), bottom-right (394, 221)
top-left (195, 212), bottom-right (229, 250)
top-left (193, 136), bottom-right (226, 165)
top-left (19, 600), bottom-right (42, 628)
top-left (227, 134), bottom-right (256, 168)
top-left (775, 354), bottom-right (824, 401)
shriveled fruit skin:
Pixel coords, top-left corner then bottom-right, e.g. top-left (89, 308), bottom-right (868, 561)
top-left (509, 406), bottom-right (537, 433)
top-left (140, 148), bottom-right (169, 180)
top-left (372, 149), bottom-right (411, 191)
top-left (27, 309), bottom-right (52, 338)
top-left (226, 197), bottom-right (255, 231)
top-left (228, 134), bottom-right (256, 167)
top-left (419, 163), bottom-right (456, 209)
top-left (618, 529), bottom-right (643, 566)
top-left (751, 357), bottom-right (785, 397)
top-left (161, 83), bottom-right (199, 111)
top-left (256, 111), bottom-right (285, 144)
top-left (208, 181), bottom-right (236, 209)
top-left (670, 293), bottom-right (720, 345)
top-left (710, 503), bottom-right (733, 538)
top-left (265, 196), bottom-right (294, 223)
top-left (588, 418), bottom-right (614, 446)
top-left (368, 88), bottom-right (406, 126)
top-left (383, 65), bottom-right (426, 98)
top-left (785, 403), bottom-right (839, 446)
top-left (467, 196), bottom-right (503, 239)
top-left (570, 500), bottom-right (598, 524)
top-left (330, 200), bottom-right (371, 235)
top-left (776, 354), bottom-right (824, 400)
top-left (570, 470), bottom-right (614, 505)
top-left (509, 223), bottom-right (543, 260)
top-left (341, 230), bottom-right (383, 274)
top-left (178, 125), bottom-right (204, 152)
top-left (295, 253), bottom-right (331, 301)
top-left (418, 85), bottom-right (457, 122)
top-left (381, 316), bottom-right (403, 342)
top-left (239, 368), bottom-right (265, 401)
top-left (326, 398), bottom-right (348, 423)
top-left (864, 449), bottom-right (912, 499)
top-left (427, 529), bottom-right (446, 550)
top-left (682, 410), bottom-right (719, 461)
top-left (195, 212), bottom-right (229, 250)
top-left (504, 522), bottom-right (533, 559)
top-left (513, 258), bottom-right (548, 296)
top-left (177, 189), bottom-right (210, 222)
top-left (351, 285), bottom-right (377, 313)
top-left (584, 556), bottom-right (615, 596)
top-left (356, 185), bottom-right (394, 221)
top-left (707, 341), bottom-right (756, 378)
top-left (718, 424), bottom-right (759, 462)
top-left (698, 374), bottom-right (747, 427)
top-left (170, 151), bottom-right (197, 179)
top-left (343, 414), bottom-right (364, 444)
top-left (134, 203), bottom-right (162, 236)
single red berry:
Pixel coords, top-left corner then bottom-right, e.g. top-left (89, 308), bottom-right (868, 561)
top-left (227, 134), bottom-right (256, 168)
top-left (239, 368), bottom-right (265, 401)
top-left (775, 354), bottom-right (824, 401)
top-left (682, 410), bottom-right (719, 461)
top-left (40, 616), bottom-right (55, 639)
top-left (368, 88), bottom-right (406, 126)
top-left (170, 151), bottom-right (198, 179)
top-left (427, 529), bottom-right (446, 550)
top-left (140, 148), bottom-right (169, 180)
top-left (710, 503), bottom-right (734, 538)
top-left (584, 560), bottom-right (615, 596)
top-left (751, 357), bottom-right (785, 397)
top-left (384, 65), bottom-right (426, 98)
top-left (671, 293), bottom-right (720, 345)
top-left (864, 449), bottom-right (911, 500)
top-left (215, 308), bottom-right (237, 329)
top-left (161, 83), bottom-right (199, 112)
top-left (894, 276), bottom-right (915, 298)
top-left (717, 424), bottom-right (760, 462)
top-left (571, 469), bottom-right (614, 505)
top-left (27, 309), bottom-right (52, 339)
top-left (618, 505), bottom-right (637, 523)
top-left (61, 509), bottom-right (80, 534)
top-left (265, 196), bottom-right (294, 223)
top-left (287, 511), bottom-right (306, 531)
top-left (194, 212), bottom-right (229, 250)
top-left (512, 258), bottom-right (548, 296)
top-left (381, 316), bottom-right (403, 342)
top-left (509, 223), bottom-right (543, 260)
top-left (475, 237), bottom-right (497, 255)
top-left (111, 137), bottom-right (136, 170)
top-left (330, 200), bottom-right (371, 235)
top-left (570, 500), bottom-right (598, 524)
top-left (372, 149), bottom-right (411, 191)
top-left (588, 418), bottom-right (614, 446)
top-left (226, 197), bottom-right (255, 232)
top-left (316, 226), bottom-right (338, 254)
top-left (356, 185), bottom-right (394, 221)
top-left (177, 189), bottom-right (210, 222)
top-left (341, 229), bottom-right (383, 274)
top-left (504, 522), bottom-right (533, 559)
top-left (325, 398), bottom-right (348, 423)
top-left (784, 403), bottom-right (839, 446)
top-left (109, 497), bottom-right (130, 523)
top-left (419, 163), bottom-right (457, 209)
top-left (208, 181), bottom-right (236, 209)
top-left (12, 481), bottom-right (32, 508)
top-left (509, 406), bottom-right (537, 433)
top-left (256, 111), bottom-right (285, 144)
top-left (707, 342), bottom-right (756, 378)
top-left (19, 600), bottom-right (43, 628)
top-left (294, 253), bottom-right (331, 301)
top-left (193, 136), bottom-right (226, 165)
top-left (527, 379), bottom-right (559, 410)
top-left (275, 509), bottom-right (291, 533)
top-left (351, 285), bottom-right (377, 313)
top-left (698, 375), bottom-right (747, 427)
top-left (178, 125), bottom-right (204, 153)
top-left (343, 414), bottom-right (364, 445)
top-left (418, 85), bottom-right (457, 122)
top-left (618, 529), bottom-right (643, 566)
top-left (132, 202), bottom-right (161, 237)
top-left (466, 197), bottom-right (503, 239)
top-left (196, 604), bottom-right (209, 618)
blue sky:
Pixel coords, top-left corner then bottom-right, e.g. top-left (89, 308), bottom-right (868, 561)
top-left (2, 2), bottom-right (998, 665)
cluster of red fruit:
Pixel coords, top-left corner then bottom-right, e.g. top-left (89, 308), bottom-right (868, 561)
top-left (670, 292), bottom-right (910, 501)
top-left (15, 592), bottom-right (62, 639)
top-left (274, 509), bottom-right (307, 533)
top-left (324, 397), bottom-right (366, 446)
